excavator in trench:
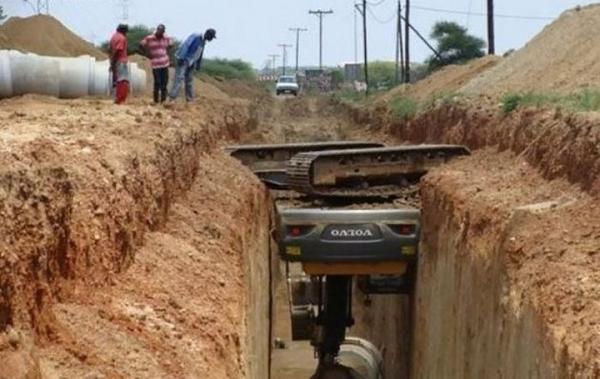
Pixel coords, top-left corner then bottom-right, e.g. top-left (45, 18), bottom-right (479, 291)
top-left (227, 142), bottom-right (470, 379)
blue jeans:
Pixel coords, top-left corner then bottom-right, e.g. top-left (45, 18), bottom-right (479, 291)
top-left (169, 60), bottom-right (194, 101)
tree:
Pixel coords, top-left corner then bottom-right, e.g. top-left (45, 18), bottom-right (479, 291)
top-left (368, 61), bottom-right (396, 89)
top-left (427, 21), bottom-right (485, 71)
top-left (0, 6), bottom-right (7, 21)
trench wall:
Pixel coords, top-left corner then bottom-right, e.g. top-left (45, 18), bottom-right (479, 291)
top-left (345, 101), bottom-right (600, 378)
top-left (0, 97), bottom-right (272, 378)
top-left (415, 179), bottom-right (554, 378)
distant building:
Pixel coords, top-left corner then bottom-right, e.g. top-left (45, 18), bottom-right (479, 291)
top-left (344, 63), bottom-right (363, 82)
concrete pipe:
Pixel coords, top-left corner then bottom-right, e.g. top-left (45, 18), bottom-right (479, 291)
top-left (58, 55), bottom-right (93, 99)
top-left (91, 59), bottom-right (111, 97)
top-left (129, 62), bottom-right (147, 96)
top-left (0, 49), bottom-right (146, 99)
top-left (9, 51), bottom-right (61, 98)
top-left (336, 337), bottom-right (384, 379)
top-left (0, 50), bottom-right (12, 98)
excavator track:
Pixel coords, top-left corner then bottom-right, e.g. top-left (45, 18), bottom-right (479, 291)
top-left (287, 144), bottom-right (470, 197)
top-left (226, 141), bottom-right (384, 189)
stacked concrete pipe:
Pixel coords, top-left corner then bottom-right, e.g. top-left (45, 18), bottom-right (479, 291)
top-left (0, 50), bottom-right (146, 99)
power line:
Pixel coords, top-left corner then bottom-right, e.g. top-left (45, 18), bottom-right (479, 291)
top-left (366, 5), bottom-right (397, 24)
top-left (366, 0), bottom-right (387, 6)
top-left (23, 0), bottom-right (49, 14)
top-left (117, 0), bottom-right (129, 21)
top-left (309, 9), bottom-right (334, 70)
top-left (411, 5), bottom-right (553, 20)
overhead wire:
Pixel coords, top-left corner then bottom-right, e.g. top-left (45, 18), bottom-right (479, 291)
top-left (411, 5), bottom-right (554, 21)
top-left (366, 5), bottom-right (397, 24)
top-left (466, 0), bottom-right (473, 29)
top-left (366, 0), bottom-right (388, 7)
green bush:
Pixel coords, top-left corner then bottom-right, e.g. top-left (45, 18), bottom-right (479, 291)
top-left (501, 93), bottom-right (523, 113)
top-left (200, 58), bottom-right (256, 80)
top-left (390, 96), bottom-right (418, 119)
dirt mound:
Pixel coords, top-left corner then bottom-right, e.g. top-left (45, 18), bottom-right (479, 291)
top-left (0, 15), bottom-right (104, 59)
top-left (377, 55), bottom-right (500, 103)
top-left (463, 4), bottom-right (600, 96)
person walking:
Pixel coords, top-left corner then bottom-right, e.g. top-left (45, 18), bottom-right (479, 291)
top-left (109, 24), bottom-right (130, 104)
top-left (140, 24), bottom-right (173, 103)
top-left (168, 28), bottom-right (216, 102)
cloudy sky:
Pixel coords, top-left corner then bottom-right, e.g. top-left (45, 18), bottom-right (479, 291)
top-left (2, 0), bottom-right (596, 69)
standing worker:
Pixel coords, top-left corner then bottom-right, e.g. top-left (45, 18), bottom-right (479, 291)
top-left (140, 24), bottom-right (173, 103)
top-left (109, 24), bottom-right (130, 104)
top-left (168, 28), bottom-right (217, 102)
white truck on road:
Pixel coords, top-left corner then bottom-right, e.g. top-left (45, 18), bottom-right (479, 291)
top-left (276, 75), bottom-right (299, 96)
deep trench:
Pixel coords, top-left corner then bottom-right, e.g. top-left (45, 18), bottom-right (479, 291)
top-left (251, 98), bottom-right (598, 379)
top-left (0, 95), bottom-right (594, 379)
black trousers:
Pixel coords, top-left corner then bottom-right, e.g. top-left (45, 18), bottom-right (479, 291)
top-left (152, 67), bottom-right (169, 103)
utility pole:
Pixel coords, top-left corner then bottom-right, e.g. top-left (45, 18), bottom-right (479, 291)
top-left (362, 1), bottom-right (369, 93)
top-left (354, 2), bottom-right (359, 63)
top-left (355, 2), bottom-right (369, 92)
top-left (118, 0), bottom-right (129, 21)
top-left (278, 44), bottom-right (292, 76)
top-left (487, 0), bottom-right (495, 54)
top-left (309, 9), bottom-right (334, 71)
top-left (289, 27), bottom-right (308, 74)
top-left (395, 0), bottom-right (404, 85)
top-left (404, 0), bottom-right (410, 83)
top-left (268, 54), bottom-right (280, 78)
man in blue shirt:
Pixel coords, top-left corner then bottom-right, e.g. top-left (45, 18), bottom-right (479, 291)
top-left (168, 28), bottom-right (216, 102)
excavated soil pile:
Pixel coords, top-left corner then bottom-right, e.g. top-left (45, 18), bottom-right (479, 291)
top-left (0, 15), bottom-right (104, 58)
top-left (463, 4), bottom-right (600, 96)
top-left (379, 55), bottom-right (500, 103)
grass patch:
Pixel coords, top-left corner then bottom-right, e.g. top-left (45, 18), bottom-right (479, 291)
top-left (390, 96), bottom-right (418, 119)
top-left (335, 89), bottom-right (367, 103)
top-left (501, 89), bottom-right (600, 113)
top-left (422, 91), bottom-right (464, 111)
top-left (200, 58), bottom-right (256, 81)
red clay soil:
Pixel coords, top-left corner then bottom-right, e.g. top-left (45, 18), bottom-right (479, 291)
top-left (342, 98), bottom-right (600, 377)
top-left (417, 149), bottom-right (599, 377)
top-left (38, 153), bottom-right (270, 379)
top-left (346, 102), bottom-right (600, 196)
top-left (0, 90), bottom-right (268, 378)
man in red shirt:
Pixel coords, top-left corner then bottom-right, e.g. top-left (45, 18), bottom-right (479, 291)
top-left (109, 24), bottom-right (129, 104)
top-left (140, 24), bottom-right (173, 103)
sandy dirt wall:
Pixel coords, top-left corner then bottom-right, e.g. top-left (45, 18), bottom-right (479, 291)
top-left (36, 153), bottom-right (271, 379)
top-left (415, 150), bottom-right (599, 378)
top-left (0, 94), bottom-right (266, 378)
top-left (345, 102), bottom-right (600, 196)
top-left (343, 99), bottom-right (599, 377)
